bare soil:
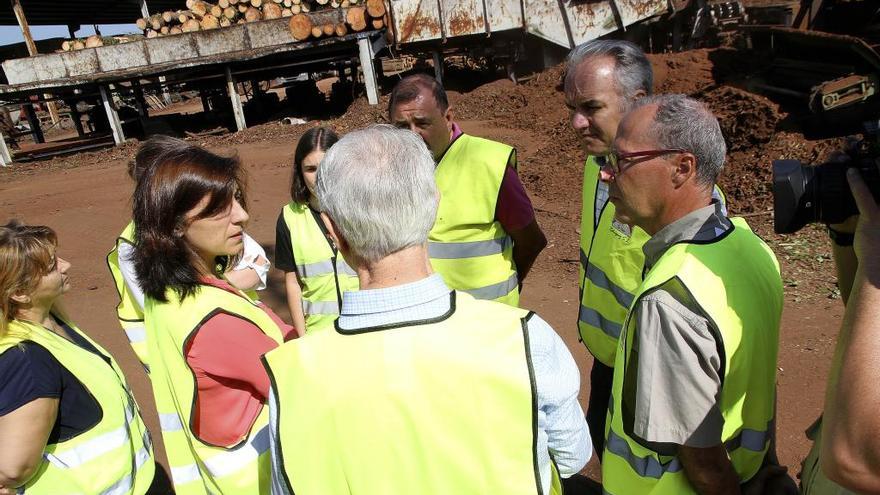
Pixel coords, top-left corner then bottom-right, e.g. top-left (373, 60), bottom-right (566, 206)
top-left (0, 44), bottom-right (848, 488)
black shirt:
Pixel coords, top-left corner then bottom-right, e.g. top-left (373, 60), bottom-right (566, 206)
top-left (0, 317), bottom-right (105, 443)
top-left (275, 205), bottom-right (335, 274)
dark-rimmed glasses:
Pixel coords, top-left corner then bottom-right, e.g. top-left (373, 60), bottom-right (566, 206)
top-left (601, 148), bottom-right (688, 174)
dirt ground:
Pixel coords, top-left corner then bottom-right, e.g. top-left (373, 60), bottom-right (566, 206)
top-left (0, 45), bottom-right (850, 487)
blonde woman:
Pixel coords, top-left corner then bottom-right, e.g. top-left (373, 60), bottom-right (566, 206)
top-left (0, 221), bottom-right (155, 494)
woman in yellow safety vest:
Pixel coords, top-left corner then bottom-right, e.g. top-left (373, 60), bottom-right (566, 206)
top-left (0, 220), bottom-right (156, 495)
top-left (132, 136), bottom-right (297, 494)
top-left (275, 127), bottom-right (359, 333)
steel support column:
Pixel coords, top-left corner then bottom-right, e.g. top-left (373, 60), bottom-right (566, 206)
top-left (226, 67), bottom-right (247, 131)
top-left (357, 37), bottom-right (379, 105)
top-left (100, 85), bottom-right (125, 146)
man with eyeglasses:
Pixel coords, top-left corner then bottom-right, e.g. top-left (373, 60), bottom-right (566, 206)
top-left (599, 94), bottom-right (790, 494)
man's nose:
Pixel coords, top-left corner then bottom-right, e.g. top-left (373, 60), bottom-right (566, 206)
top-left (599, 163), bottom-right (615, 183)
top-left (571, 112), bottom-right (589, 130)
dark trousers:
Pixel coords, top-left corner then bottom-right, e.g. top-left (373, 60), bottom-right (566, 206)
top-left (585, 359), bottom-right (614, 461)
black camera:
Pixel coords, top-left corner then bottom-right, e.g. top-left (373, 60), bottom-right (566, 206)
top-left (772, 122), bottom-right (880, 234)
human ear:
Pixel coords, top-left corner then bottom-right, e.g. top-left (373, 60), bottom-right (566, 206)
top-left (10, 293), bottom-right (30, 305)
top-left (320, 212), bottom-right (346, 252)
top-left (671, 152), bottom-right (697, 187)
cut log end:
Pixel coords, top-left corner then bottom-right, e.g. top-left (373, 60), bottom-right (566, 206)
top-left (346, 6), bottom-right (367, 31)
top-left (289, 13), bottom-right (312, 40)
top-left (366, 0), bottom-right (385, 18)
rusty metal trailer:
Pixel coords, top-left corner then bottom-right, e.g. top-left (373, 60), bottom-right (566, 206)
top-left (0, 1), bottom-right (675, 165)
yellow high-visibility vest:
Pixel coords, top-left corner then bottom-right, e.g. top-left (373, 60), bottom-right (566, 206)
top-left (281, 201), bottom-right (359, 333)
top-left (262, 291), bottom-right (561, 495)
top-left (106, 221), bottom-right (149, 370)
top-left (429, 134), bottom-right (519, 306)
top-left (578, 156), bottom-right (648, 366)
top-left (145, 284), bottom-right (284, 494)
top-left (603, 217), bottom-right (782, 494)
top-left (0, 316), bottom-right (155, 494)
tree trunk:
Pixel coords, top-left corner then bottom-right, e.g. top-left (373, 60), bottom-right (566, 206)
top-left (149, 14), bottom-right (164, 30)
top-left (219, 0), bottom-right (230, 7)
top-left (346, 6), bottom-right (367, 31)
top-left (289, 13), bottom-right (312, 39)
top-left (250, 0), bottom-right (262, 7)
top-left (220, 16), bottom-right (232, 26)
top-left (61, 40), bottom-right (72, 51)
top-left (310, 25), bottom-right (323, 38)
top-left (334, 22), bottom-right (348, 36)
top-left (136, 18), bottom-right (148, 30)
top-left (145, 29), bottom-right (159, 39)
top-left (191, 1), bottom-right (209, 17)
top-left (321, 23), bottom-right (335, 36)
top-left (238, 4), bottom-right (250, 12)
top-left (200, 14), bottom-right (220, 29)
top-left (223, 6), bottom-right (238, 19)
top-left (365, 0), bottom-right (385, 18)
top-left (160, 25), bottom-right (170, 34)
top-left (170, 25), bottom-right (183, 34)
top-left (282, 8), bottom-right (293, 16)
top-left (290, 4), bottom-right (301, 13)
top-left (370, 17), bottom-right (384, 29)
top-left (182, 18), bottom-right (201, 31)
top-left (262, 3), bottom-right (282, 19)
top-left (210, 5), bottom-right (224, 17)
top-left (244, 6), bottom-right (262, 21)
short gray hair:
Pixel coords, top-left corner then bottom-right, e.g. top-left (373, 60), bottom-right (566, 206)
top-left (316, 125), bottom-right (438, 263)
top-left (564, 39), bottom-right (653, 109)
top-left (635, 94), bottom-right (726, 185)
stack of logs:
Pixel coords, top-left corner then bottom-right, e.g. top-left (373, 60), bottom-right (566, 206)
top-left (61, 35), bottom-right (135, 51)
top-left (133, 0), bottom-right (388, 40)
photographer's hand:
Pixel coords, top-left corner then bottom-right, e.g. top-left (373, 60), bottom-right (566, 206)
top-left (847, 168), bottom-right (880, 272)
top-left (819, 165), bottom-right (880, 493)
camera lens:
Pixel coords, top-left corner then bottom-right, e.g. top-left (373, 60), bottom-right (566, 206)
top-left (772, 160), bottom-right (818, 233)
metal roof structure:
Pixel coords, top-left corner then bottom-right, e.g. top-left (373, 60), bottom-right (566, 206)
top-left (0, 0), bottom-right (182, 26)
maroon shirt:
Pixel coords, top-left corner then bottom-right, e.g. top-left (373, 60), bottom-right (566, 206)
top-left (447, 123), bottom-right (535, 231)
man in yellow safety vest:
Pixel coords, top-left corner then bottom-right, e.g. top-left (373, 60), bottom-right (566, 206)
top-left (262, 125), bottom-right (591, 495)
top-left (388, 74), bottom-right (547, 307)
top-left (599, 94), bottom-right (789, 493)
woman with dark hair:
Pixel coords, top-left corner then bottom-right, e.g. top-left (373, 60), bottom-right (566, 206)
top-left (0, 221), bottom-right (155, 494)
top-left (275, 126), bottom-right (359, 333)
top-left (132, 138), bottom-right (297, 494)
top-left (107, 136), bottom-right (271, 374)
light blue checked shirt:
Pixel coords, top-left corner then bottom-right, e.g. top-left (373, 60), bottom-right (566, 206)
top-left (269, 274), bottom-right (591, 495)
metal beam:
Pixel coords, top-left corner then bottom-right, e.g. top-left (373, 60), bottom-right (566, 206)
top-left (225, 66), bottom-right (247, 131)
top-left (0, 129), bottom-right (12, 166)
top-left (357, 36), bottom-right (378, 105)
top-left (99, 85), bottom-right (125, 146)
top-left (139, 0), bottom-right (150, 19)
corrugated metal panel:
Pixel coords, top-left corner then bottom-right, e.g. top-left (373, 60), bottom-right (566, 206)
top-left (523, 0), bottom-right (620, 48)
top-left (391, 0), bottom-right (443, 44)
top-left (486, 0), bottom-right (523, 33)
top-left (442, 0), bottom-right (484, 38)
top-left (616, 0), bottom-right (668, 28)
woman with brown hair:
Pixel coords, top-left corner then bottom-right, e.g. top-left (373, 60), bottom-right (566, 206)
top-left (275, 126), bottom-right (359, 333)
top-left (0, 221), bottom-right (155, 494)
top-left (132, 136), bottom-right (297, 494)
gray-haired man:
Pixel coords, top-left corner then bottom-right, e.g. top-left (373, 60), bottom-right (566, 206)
top-left (564, 39), bottom-right (655, 459)
top-left (263, 125), bottom-right (590, 495)
top-left (599, 94), bottom-right (786, 494)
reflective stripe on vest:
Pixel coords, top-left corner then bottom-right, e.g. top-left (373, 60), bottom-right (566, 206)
top-left (146, 285), bottom-right (283, 493)
top-left (263, 291), bottom-right (559, 495)
top-left (106, 221), bottom-right (150, 371)
top-left (428, 236), bottom-right (512, 259)
top-left (603, 217), bottom-right (782, 494)
top-left (1, 318), bottom-right (155, 495)
top-left (429, 134), bottom-right (519, 307)
top-left (282, 202), bottom-right (359, 333)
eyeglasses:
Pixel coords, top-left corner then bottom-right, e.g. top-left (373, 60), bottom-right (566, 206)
top-left (601, 148), bottom-right (688, 175)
